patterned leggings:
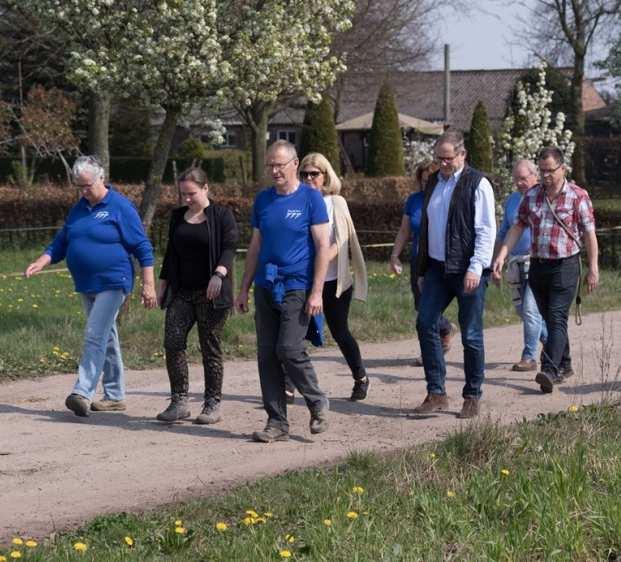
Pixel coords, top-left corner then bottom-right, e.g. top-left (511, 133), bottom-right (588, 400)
top-left (164, 289), bottom-right (229, 401)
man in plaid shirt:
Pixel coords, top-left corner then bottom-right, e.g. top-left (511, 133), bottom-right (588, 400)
top-left (493, 146), bottom-right (599, 393)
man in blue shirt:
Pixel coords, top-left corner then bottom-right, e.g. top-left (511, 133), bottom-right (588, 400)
top-left (494, 159), bottom-right (547, 372)
top-left (235, 140), bottom-right (331, 443)
top-left (414, 131), bottom-right (496, 419)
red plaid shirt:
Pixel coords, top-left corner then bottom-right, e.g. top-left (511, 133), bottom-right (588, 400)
top-left (516, 181), bottom-right (595, 259)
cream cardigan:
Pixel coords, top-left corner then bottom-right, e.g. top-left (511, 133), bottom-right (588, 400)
top-left (329, 195), bottom-right (368, 301)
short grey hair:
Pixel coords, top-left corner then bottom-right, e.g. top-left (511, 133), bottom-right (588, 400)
top-left (72, 155), bottom-right (104, 181)
top-left (267, 140), bottom-right (298, 160)
top-left (538, 146), bottom-right (565, 165)
top-left (434, 130), bottom-right (465, 154)
top-left (512, 159), bottom-right (538, 176)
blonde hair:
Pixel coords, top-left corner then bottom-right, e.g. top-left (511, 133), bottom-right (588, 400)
top-left (414, 159), bottom-right (438, 190)
top-left (299, 152), bottom-right (341, 195)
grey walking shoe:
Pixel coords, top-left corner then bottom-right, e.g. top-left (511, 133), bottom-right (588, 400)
top-left (252, 425), bottom-right (290, 443)
top-left (156, 394), bottom-right (191, 422)
top-left (310, 408), bottom-right (329, 434)
top-left (195, 399), bottom-right (222, 425)
top-left (91, 399), bottom-right (126, 412)
top-left (65, 393), bottom-right (90, 417)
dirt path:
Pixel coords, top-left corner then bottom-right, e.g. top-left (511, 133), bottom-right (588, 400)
top-left (1, 311), bottom-right (620, 540)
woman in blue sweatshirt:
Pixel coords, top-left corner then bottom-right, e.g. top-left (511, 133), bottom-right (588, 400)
top-left (24, 155), bottom-right (156, 417)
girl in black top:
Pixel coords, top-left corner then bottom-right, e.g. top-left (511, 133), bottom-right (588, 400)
top-left (156, 167), bottom-right (238, 424)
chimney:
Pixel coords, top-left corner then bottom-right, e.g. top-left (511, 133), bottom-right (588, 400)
top-left (444, 44), bottom-right (451, 127)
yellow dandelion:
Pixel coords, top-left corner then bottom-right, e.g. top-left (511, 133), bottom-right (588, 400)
top-left (216, 522), bottom-right (228, 532)
top-left (429, 452), bottom-right (437, 460)
top-left (32, 304), bottom-right (39, 309)
top-left (17, 298), bottom-right (23, 303)
top-left (500, 468), bottom-right (510, 477)
top-left (0, 555), bottom-right (6, 561)
top-left (242, 516), bottom-right (255, 526)
top-left (323, 519), bottom-right (332, 527)
top-left (245, 509), bottom-right (258, 518)
top-left (279, 550), bottom-right (292, 559)
top-left (174, 526), bottom-right (186, 535)
top-left (124, 536), bottom-right (134, 547)
top-left (25, 540), bottom-right (37, 548)
top-left (174, 519), bottom-right (183, 526)
top-left (447, 490), bottom-right (456, 498)
top-left (263, 512), bottom-right (273, 518)
top-left (352, 485), bottom-right (364, 495)
top-left (10, 552), bottom-right (21, 560)
top-left (567, 404), bottom-right (579, 413)
top-left (285, 534), bottom-right (295, 544)
top-left (73, 542), bottom-right (88, 553)
top-left (10, 538), bottom-right (23, 546)
top-left (52, 346), bottom-right (60, 351)
top-left (346, 511), bottom-right (358, 520)
top-left (255, 516), bottom-right (266, 524)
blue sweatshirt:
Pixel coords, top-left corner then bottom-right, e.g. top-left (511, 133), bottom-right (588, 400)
top-left (497, 191), bottom-right (531, 256)
top-left (45, 188), bottom-right (154, 294)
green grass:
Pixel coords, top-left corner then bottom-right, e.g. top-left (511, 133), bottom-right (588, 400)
top-left (1, 248), bottom-right (621, 380)
top-left (3, 403), bottom-right (621, 561)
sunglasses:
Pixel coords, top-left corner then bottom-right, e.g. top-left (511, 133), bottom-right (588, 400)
top-left (300, 170), bottom-right (323, 180)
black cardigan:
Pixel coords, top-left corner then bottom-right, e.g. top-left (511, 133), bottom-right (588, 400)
top-left (160, 203), bottom-right (239, 309)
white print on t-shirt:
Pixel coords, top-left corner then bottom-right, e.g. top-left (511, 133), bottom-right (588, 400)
top-left (285, 209), bottom-right (302, 219)
top-left (94, 211), bottom-right (109, 220)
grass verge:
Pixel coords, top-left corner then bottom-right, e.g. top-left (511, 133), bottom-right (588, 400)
top-left (1, 248), bottom-right (621, 380)
top-left (3, 402), bottom-right (620, 561)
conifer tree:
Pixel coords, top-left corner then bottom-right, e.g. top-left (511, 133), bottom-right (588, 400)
top-left (299, 97), bottom-right (340, 172)
top-left (467, 101), bottom-right (493, 173)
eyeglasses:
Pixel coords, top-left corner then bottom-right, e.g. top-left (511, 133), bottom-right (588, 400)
top-left (300, 170), bottom-right (323, 180)
top-left (265, 157), bottom-right (295, 171)
top-left (539, 164), bottom-right (562, 176)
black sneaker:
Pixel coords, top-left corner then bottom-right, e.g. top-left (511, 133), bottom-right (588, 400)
top-left (535, 372), bottom-right (554, 394)
top-left (65, 393), bottom-right (90, 417)
top-left (252, 425), bottom-right (289, 443)
top-left (350, 377), bottom-right (369, 401)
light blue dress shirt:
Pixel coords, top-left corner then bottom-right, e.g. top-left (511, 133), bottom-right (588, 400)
top-left (426, 168), bottom-right (496, 277)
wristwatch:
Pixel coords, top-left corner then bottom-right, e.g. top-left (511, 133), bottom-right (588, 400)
top-left (213, 270), bottom-right (226, 280)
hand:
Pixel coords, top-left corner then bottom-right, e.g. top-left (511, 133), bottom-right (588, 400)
top-left (585, 269), bottom-right (599, 294)
top-left (235, 289), bottom-right (249, 314)
top-left (463, 272), bottom-right (481, 294)
top-left (24, 255), bottom-right (50, 278)
top-left (491, 257), bottom-right (504, 283)
top-left (389, 255), bottom-right (403, 275)
top-left (305, 291), bottom-right (323, 316)
top-left (141, 284), bottom-right (157, 309)
top-left (206, 274), bottom-right (223, 300)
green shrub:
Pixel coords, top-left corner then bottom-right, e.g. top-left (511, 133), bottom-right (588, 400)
top-left (467, 101), bottom-right (493, 173)
top-left (299, 97), bottom-right (340, 172)
top-left (176, 137), bottom-right (209, 160)
top-left (366, 81), bottom-right (405, 177)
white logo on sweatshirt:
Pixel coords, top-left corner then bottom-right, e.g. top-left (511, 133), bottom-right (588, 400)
top-left (94, 211), bottom-right (109, 220)
top-left (285, 209), bottom-right (302, 219)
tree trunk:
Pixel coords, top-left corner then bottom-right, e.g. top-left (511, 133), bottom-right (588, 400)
top-left (87, 91), bottom-right (112, 180)
top-left (570, 51), bottom-right (586, 185)
top-left (139, 105), bottom-right (180, 230)
top-left (247, 102), bottom-right (271, 185)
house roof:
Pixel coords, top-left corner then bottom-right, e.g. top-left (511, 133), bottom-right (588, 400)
top-left (335, 111), bottom-right (444, 135)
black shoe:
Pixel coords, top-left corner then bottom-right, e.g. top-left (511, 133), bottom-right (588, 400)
top-left (285, 389), bottom-right (295, 404)
top-left (309, 409), bottom-right (329, 434)
top-left (252, 425), bottom-right (289, 443)
top-left (350, 377), bottom-right (369, 401)
top-left (535, 371), bottom-right (554, 394)
top-left (65, 393), bottom-right (90, 417)
top-left (558, 366), bottom-right (574, 379)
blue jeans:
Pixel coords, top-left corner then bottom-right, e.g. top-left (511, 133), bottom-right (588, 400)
top-left (72, 290), bottom-right (126, 401)
top-left (416, 259), bottom-right (489, 399)
top-left (513, 272), bottom-right (548, 361)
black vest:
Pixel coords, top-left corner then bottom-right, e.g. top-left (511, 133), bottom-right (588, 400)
top-left (416, 166), bottom-right (486, 276)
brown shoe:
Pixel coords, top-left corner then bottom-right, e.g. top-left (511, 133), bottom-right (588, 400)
top-left (441, 323), bottom-right (458, 354)
top-left (512, 358), bottom-right (537, 372)
top-left (412, 393), bottom-right (449, 414)
top-left (90, 399), bottom-right (126, 412)
top-left (458, 398), bottom-right (480, 419)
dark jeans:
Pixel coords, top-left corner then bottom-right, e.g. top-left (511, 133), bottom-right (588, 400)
top-left (411, 261), bottom-right (452, 337)
top-left (416, 259), bottom-right (489, 399)
top-left (322, 280), bottom-right (366, 380)
top-left (528, 255), bottom-right (579, 375)
top-left (254, 286), bottom-right (328, 431)
top-left (164, 289), bottom-right (229, 402)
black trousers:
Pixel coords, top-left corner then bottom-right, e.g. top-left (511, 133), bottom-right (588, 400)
top-left (528, 255), bottom-right (578, 374)
top-left (322, 280), bottom-right (366, 379)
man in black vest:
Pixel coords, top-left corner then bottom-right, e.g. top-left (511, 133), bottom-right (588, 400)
top-left (414, 131), bottom-right (496, 418)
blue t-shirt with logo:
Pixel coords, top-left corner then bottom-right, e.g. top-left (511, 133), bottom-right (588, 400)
top-left (251, 184), bottom-right (328, 291)
top-left (404, 191), bottom-right (424, 257)
top-left (45, 188), bottom-right (154, 294)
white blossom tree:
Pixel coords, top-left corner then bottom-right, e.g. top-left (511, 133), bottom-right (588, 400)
top-left (497, 63), bottom-right (575, 199)
top-left (219, 0), bottom-right (354, 182)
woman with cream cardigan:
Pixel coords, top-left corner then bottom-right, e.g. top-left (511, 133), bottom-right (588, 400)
top-left (298, 152), bottom-right (369, 401)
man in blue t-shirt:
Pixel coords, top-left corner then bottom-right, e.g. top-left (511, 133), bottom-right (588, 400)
top-left (493, 159), bottom-right (547, 372)
top-left (235, 140), bottom-right (330, 443)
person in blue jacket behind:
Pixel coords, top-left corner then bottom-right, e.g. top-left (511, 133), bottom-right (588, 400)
top-left (25, 155), bottom-right (157, 417)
